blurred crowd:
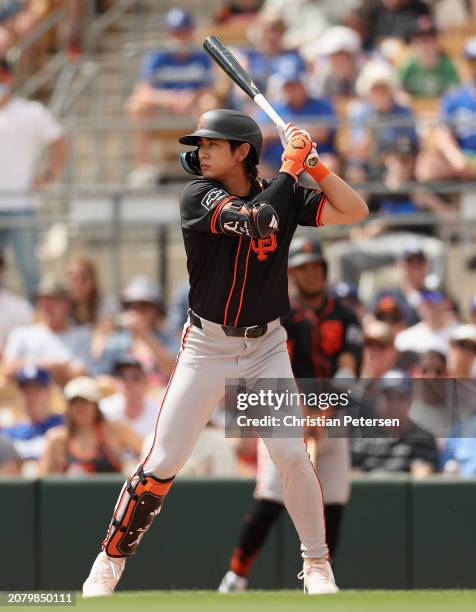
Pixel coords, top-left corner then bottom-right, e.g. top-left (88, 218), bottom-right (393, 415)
top-left (0, 0), bottom-right (476, 482)
top-left (0, 243), bottom-right (474, 481)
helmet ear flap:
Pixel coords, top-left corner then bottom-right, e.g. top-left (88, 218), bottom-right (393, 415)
top-left (179, 149), bottom-right (201, 176)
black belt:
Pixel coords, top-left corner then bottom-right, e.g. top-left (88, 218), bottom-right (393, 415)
top-left (188, 310), bottom-right (268, 338)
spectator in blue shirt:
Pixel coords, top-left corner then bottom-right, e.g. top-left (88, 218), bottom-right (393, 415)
top-left (126, 8), bottom-right (218, 186)
top-left (3, 366), bottom-right (64, 468)
top-left (417, 37), bottom-right (476, 182)
top-left (348, 60), bottom-right (418, 182)
top-left (440, 415), bottom-right (476, 477)
top-left (243, 12), bottom-right (305, 94)
top-left (96, 276), bottom-right (178, 387)
top-left (257, 62), bottom-right (339, 177)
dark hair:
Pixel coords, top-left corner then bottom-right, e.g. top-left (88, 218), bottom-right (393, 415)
top-left (0, 58), bottom-right (12, 74)
top-left (229, 140), bottom-right (259, 181)
top-left (420, 350), bottom-right (447, 366)
top-left (66, 256), bottom-right (100, 324)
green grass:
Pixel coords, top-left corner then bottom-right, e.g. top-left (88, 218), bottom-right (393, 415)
top-left (19, 590), bottom-right (476, 612)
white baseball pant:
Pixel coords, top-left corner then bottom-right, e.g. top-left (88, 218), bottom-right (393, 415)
top-left (110, 316), bottom-right (328, 560)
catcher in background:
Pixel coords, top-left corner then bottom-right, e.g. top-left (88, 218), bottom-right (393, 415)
top-left (219, 237), bottom-right (363, 592)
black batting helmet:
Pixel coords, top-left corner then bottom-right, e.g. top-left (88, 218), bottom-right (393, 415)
top-left (179, 109), bottom-right (263, 175)
top-left (288, 236), bottom-right (328, 275)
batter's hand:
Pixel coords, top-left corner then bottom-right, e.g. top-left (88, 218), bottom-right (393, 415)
top-left (280, 131), bottom-right (314, 181)
top-left (279, 123), bottom-right (321, 172)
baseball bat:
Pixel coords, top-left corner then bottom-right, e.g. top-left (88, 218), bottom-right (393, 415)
top-left (203, 35), bottom-right (319, 166)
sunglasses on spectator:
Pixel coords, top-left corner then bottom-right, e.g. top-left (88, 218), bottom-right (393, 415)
top-left (124, 301), bottom-right (154, 310)
top-left (119, 372), bottom-right (145, 382)
top-left (404, 255), bottom-right (426, 265)
top-left (451, 340), bottom-right (476, 352)
top-left (376, 312), bottom-right (404, 324)
top-left (364, 339), bottom-right (392, 349)
top-left (419, 366), bottom-right (445, 375)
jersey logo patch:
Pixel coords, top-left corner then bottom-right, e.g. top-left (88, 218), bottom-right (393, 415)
top-left (320, 320), bottom-right (344, 355)
top-left (269, 215), bottom-right (278, 229)
top-left (201, 188), bottom-right (228, 211)
top-left (251, 235), bottom-right (278, 262)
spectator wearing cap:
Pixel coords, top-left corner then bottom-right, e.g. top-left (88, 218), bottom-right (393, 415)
top-left (447, 324), bottom-right (476, 378)
top-left (367, 136), bottom-right (453, 223)
top-left (310, 26), bottom-right (362, 99)
top-left (348, 61), bottom-right (418, 182)
top-left (332, 282), bottom-right (364, 322)
top-left (3, 276), bottom-right (93, 385)
top-left (352, 370), bottom-right (438, 476)
top-left (361, 319), bottom-right (398, 378)
top-left (409, 350), bottom-right (452, 440)
top-left (125, 8), bottom-right (217, 186)
top-left (369, 247), bottom-right (430, 326)
top-left (417, 37), bottom-right (476, 181)
top-left (0, 251), bottom-right (33, 352)
top-left (373, 294), bottom-right (407, 335)
top-left (100, 355), bottom-right (161, 440)
top-left (363, 0), bottom-right (430, 51)
top-left (3, 366), bottom-right (63, 470)
top-left (399, 17), bottom-right (459, 99)
top-left (395, 287), bottom-right (460, 356)
top-left (96, 276), bottom-right (178, 384)
top-left (258, 62), bottom-right (339, 177)
top-left (0, 57), bottom-right (66, 300)
top-left (40, 376), bottom-right (142, 475)
top-left (0, 434), bottom-right (21, 476)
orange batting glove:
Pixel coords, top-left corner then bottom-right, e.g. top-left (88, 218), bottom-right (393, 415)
top-left (280, 132), bottom-right (313, 182)
top-left (281, 122), bottom-right (331, 183)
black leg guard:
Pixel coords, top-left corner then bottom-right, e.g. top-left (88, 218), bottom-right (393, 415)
top-left (230, 499), bottom-right (285, 577)
top-left (103, 468), bottom-right (175, 558)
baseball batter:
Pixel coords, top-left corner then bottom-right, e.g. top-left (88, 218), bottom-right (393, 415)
top-left (219, 237), bottom-right (363, 592)
top-left (82, 109), bottom-right (368, 597)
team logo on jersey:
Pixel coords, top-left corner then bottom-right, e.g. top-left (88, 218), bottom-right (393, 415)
top-left (320, 320), bottom-right (344, 355)
top-left (251, 235), bottom-right (278, 261)
top-left (201, 188), bottom-right (228, 211)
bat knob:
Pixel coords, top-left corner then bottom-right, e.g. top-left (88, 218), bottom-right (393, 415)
top-left (304, 152), bottom-right (320, 168)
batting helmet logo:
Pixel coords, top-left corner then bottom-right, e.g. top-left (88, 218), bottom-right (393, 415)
top-left (197, 115), bottom-right (206, 129)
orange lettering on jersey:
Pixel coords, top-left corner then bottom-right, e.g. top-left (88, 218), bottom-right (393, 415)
top-left (251, 235), bottom-right (278, 261)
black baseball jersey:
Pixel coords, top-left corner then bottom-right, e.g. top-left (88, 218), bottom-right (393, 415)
top-left (282, 295), bottom-right (363, 378)
top-left (180, 174), bottom-right (328, 327)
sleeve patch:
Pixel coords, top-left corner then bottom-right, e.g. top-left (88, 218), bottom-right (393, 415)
top-left (201, 188), bottom-right (229, 211)
top-left (345, 324), bottom-right (364, 346)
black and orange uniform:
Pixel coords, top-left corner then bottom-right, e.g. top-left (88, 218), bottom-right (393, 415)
top-left (66, 424), bottom-right (122, 475)
top-left (283, 294), bottom-right (363, 378)
top-left (180, 175), bottom-right (328, 327)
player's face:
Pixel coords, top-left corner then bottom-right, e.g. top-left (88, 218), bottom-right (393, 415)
top-left (289, 261), bottom-right (326, 298)
top-left (198, 138), bottom-right (248, 181)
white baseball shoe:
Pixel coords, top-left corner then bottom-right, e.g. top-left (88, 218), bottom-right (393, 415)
top-left (82, 551), bottom-right (126, 598)
top-left (218, 570), bottom-right (249, 593)
top-left (298, 559), bottom-right (339, 595)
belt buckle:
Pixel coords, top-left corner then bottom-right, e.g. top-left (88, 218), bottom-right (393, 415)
top-left (244, 325), bottom-right (259, 339)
